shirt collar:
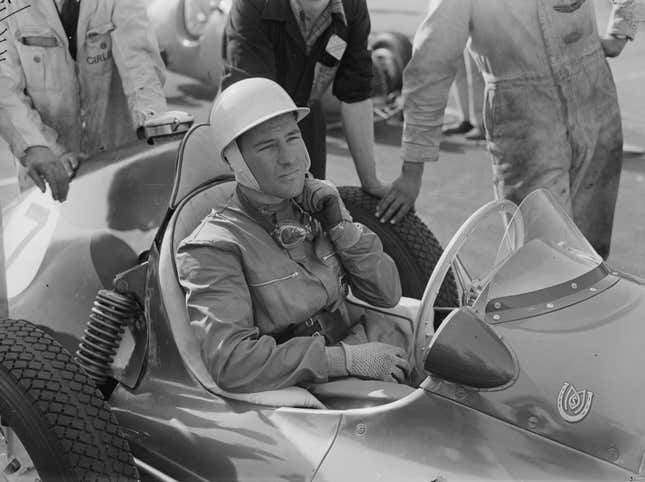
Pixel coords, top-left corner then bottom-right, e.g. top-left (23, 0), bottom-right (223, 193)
top-left (263, 0), bottom-right (346, 27)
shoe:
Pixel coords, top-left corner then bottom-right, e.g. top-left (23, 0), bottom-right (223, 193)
top-left (465, 125), bottom-right (485, 141)
top-left (442, 120), bottom-right (474, 136)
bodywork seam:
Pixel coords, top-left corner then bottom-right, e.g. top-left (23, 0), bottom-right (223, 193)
top-left (311, 414), bottom-right (344, 480)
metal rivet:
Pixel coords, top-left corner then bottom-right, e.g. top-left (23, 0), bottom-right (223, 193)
top-left (492, 314), bottom-right (501, 321)
top-left (607, 446), bottom-right (619, 461)
top-left (33, 55), bottom-right (41, 63)
top-left (493, 302), bottom-right (501, 309)
top-left (546, 303), bottom-right (554, 309)
top-left (528, 416), bottom-right (538, 429)
top-left (571, 283), bottom-right (578, 289)
top-left (355, 423), bottom-right (367, 436)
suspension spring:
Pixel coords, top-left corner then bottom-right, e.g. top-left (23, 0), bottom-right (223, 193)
top-left (76, 289), bottom-right (142, 387)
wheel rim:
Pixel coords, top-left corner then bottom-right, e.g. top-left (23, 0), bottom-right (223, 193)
top-left (0, 421), bottom-right (41, 482)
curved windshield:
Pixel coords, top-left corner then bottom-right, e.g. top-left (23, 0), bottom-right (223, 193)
top-left (485, 189), bottom-right (602, 310)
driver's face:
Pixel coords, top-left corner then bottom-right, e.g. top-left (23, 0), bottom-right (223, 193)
top-left (238, 113), bottom-right (308, 199)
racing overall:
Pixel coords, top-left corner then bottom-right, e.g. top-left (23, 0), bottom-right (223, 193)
top-left (176, 190), bottom-right (405, 393)
top-left (401, 0), bottom-right (639, 259)
top-left (0, 0), bottom-right (167, 185)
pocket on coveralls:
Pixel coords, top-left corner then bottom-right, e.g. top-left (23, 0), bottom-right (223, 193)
top-left (15, 27), bottom-right (61, 91)
top-left (84, 22), bottom-right (114, 76)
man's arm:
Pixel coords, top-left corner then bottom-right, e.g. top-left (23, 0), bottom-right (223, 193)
top-left (332, 0), bottom-right (384, 194)
top-left (375, 0), bottom-right (472, 223)
top-left (0, 21), bottom-right (69, 201)
top-left (340, 99), bottom-right (385, 196)
top-left (220, 0), bottom-right (277, 89)
top-left (111, 0), bottom-right (167, 127)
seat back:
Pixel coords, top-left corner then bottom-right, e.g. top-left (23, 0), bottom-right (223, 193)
top-left (157, 126), bottom-right (325, 409)
top-left (169, 123), bottom-right (234, 209)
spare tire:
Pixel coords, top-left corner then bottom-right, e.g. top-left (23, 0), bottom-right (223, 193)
top-left (369, 31), bottom-right (413, 94)
top-left (338, 186), bottom-right (458, 306)
top-left (0, 318), bottom-right (138, 480)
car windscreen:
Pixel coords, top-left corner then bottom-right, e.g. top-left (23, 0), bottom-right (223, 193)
top-left (484, 189), bottom-right (603, 314)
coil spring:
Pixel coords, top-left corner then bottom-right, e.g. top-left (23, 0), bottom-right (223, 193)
top-left (76, 289), bottom-right (141, 387)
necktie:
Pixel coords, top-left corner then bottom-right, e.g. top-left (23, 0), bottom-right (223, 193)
top-left (58, 0), bottom-right (80, 60)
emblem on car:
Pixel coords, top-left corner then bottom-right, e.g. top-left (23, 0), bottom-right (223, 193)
top-left (557, 382), bottom-right (593, 423)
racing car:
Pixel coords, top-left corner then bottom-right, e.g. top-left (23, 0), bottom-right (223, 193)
top-left (2, 118), bottom-right (644, 481)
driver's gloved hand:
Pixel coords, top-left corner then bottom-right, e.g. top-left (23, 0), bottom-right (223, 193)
top-left (298, 178), bottom-right (345, 231)
top-left (341, 342), bottom-right (410, 383)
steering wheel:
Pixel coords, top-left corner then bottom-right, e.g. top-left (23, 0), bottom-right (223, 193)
top-left (412, 199), bottom-right (523, 372)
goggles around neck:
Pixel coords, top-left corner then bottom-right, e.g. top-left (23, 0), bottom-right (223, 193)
top-left (237, 186), bottom-right (319, 250)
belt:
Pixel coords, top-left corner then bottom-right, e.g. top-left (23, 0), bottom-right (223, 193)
top-left (273, 308), bottom-right (352, 345)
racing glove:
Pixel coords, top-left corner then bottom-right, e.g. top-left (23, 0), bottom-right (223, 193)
top-left (299, 178), bottom-right (345, 231)
top-left (341, 342), bottom-right (410, 383)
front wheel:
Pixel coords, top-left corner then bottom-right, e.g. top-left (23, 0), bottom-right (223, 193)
top-left (0, 319), bottom-right (138, 480)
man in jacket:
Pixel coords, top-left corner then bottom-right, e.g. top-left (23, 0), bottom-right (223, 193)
top-left (375, 0), bottom-right (639, 259)
top-left (177, 78), bottom-right (411, 393)
top-left (221, 0), bottom-right (386, 197)
top-left (0, 0), bottom-right (167, 202)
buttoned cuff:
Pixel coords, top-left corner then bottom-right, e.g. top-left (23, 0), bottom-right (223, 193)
top-left (400, 141), bottom-right (440, 164)
top-left (608, 3), bottom-right (639, 40)
top-left (328, 221), bottom-right (363, 250)
top-left (325, 346), bottom-right (348, 378)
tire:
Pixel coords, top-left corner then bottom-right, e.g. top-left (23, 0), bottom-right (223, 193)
top-left (0, 318), bottom-right (138, 481)
top-left (369, 31), bottom-right (413, 93)
top-left (338, 186), bottom-right (458, 306)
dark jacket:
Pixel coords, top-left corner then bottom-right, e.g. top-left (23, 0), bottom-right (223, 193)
top-left (221, 0), bottom-right (373, 178)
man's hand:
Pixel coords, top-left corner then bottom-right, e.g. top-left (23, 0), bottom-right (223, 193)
top-left (375, 161), bottom-right (424, 224)
top-left (21, 146), bottom-right (70, 202)
top-left (299, 178), bottom-right (344, 231)
top-left (600, 35), bottom-right (628, 58)
top-left (361, 178), bottom-right (388, 198)
top-left (59, 152), bottom-right (88, 178)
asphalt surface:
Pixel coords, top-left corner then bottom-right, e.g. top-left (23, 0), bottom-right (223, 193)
top-left (1, 0), bottom-right (644, 277)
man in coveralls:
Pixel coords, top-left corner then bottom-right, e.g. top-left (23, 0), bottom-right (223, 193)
top-left (176, 78), bottom-right (412, 393)
top-left (0, 0), bottom-right (167, 201)
top-left (375, 0), bottom-right (639, 260)
top-left (221, 0), bottom-right (386, 197)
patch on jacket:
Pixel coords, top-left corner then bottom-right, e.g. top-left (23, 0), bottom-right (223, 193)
top-left (553, 0), bottom-right (586, 13)
top-left (86, 50), bottom-right (112, 65)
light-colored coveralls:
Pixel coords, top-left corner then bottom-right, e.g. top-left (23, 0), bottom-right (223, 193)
top-left (0, 0), bottom-right (167, 185)
top-left (176, 191), bottom-right (406, 393)
top-left (402, 0), bottom-right (639, 259)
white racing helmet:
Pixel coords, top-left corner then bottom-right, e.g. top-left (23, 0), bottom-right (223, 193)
top-left (210, 77), bottom-right (310, 191)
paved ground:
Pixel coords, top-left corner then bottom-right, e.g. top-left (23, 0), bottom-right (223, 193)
top-left (2, 0), bottom-right (644, 276)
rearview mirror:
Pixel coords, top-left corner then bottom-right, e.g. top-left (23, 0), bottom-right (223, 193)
top-left (424, 307), bottom-right (517, 390)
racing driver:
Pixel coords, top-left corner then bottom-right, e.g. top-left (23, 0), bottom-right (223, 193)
top-left (176, 78), bottom-right (411, 393)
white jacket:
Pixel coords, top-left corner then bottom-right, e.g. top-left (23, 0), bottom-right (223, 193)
top-left (0, 0), bottom-right (167, 160)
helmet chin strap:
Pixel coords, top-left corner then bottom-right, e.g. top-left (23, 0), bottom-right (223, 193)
top-left (223, 142), bottom-right (261, 191)
top-left (223, 139), bottom-right (313, 194)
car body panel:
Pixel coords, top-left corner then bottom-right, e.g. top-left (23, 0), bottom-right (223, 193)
top-left (5, 140), bottom-right (178, 355)
top-left (429, 276), bottom-right (645, 473)
top-left (316, 390), bottom-right (636, 481)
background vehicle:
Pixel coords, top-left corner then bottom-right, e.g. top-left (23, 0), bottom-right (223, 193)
top-left (146, 0), bottom-right (413, 122)
top-left (2, 121), bottom-right (645, 480)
